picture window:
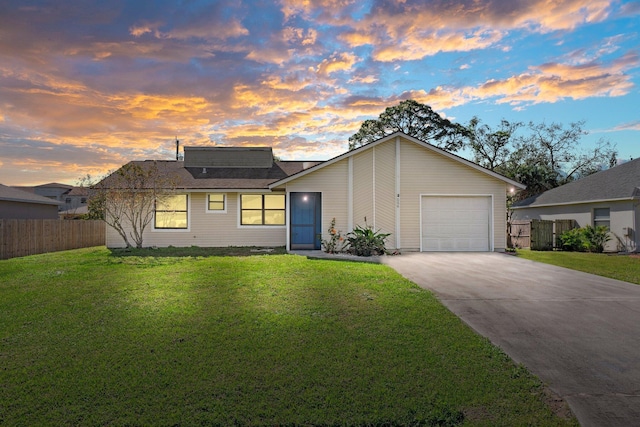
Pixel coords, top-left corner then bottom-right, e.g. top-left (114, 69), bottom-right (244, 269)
top-left (155, 194), bottom-right (188, 229)
top-left (240, 194), bottom-right (285, 225)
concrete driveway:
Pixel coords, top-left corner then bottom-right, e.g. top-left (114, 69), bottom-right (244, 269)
top-left (382, 252), bottom-right (640, 427)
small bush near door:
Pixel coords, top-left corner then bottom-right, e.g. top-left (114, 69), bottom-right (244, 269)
top-left (559, 225), bottom-right (611, 253)
top-left (345, 223), bottom-right (391, 256)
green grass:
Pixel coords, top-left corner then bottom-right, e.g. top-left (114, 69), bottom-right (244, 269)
top-left (516, 249), bottom-right (640, 285)
top-left (0, 247), bottom-right (577, 426)
top-left (110, 245), bottom-right (288, 257)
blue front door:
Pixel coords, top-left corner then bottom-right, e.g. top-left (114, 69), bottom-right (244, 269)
top-left (290, 192), bottom-right (321, 250)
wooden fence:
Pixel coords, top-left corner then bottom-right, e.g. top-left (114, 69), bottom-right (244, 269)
top-left (508, 219), bottom-right (576, 250)
top-left (508, 220), bottom-right (531, 249)
top-left (0, 219), bottom-right (105, 260)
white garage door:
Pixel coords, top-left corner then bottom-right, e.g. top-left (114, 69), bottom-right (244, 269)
top-left (421, 196), bottom-right (491, 251)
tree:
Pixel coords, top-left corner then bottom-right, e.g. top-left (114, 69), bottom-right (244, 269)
top-left (77, 174), bottom-right (105, 220)
top-left (467, 119), bottom-right (617, 200)
top-left (348, 99), bottom-right (468, 151)
top-left (514, 121), bottom-right (617, 191)
top-left (92, 161), bottom-right (179, 248)
top-left (467, 117), bottom-right (522, 171)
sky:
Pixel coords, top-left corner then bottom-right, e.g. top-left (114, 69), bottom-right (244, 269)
top-left (0, 0), bottom-right (639, 186)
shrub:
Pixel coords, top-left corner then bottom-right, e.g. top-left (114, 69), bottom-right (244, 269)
top-left (345, 223), bottom-right (391, 256)
top-left (321, 218), bottom-right (344, 253)
top-left (583, 225), bottom-right (611, 253)
top-left (559, 225), bottom-right (611, 253)
top-left (559, 228), bottom-right (589, 252)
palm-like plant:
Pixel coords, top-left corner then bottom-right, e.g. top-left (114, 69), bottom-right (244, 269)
top-left (345, 224), bottom-right (391, 256)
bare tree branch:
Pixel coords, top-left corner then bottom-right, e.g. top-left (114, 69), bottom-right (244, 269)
top-left (92, 161), bottom-right (179, 248)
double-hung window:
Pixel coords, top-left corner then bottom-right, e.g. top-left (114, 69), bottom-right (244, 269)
top-left (593, 208), bottom-right (610, 230)
top-left (207, 193), bottom-right (226, 212)
top-left (241, 194), bottom-right (285, 225)
top-left (155, 194), bottom-right (188, 229)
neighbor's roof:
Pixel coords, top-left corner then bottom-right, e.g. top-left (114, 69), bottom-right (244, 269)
top-left (12, 182), bottom-right (74, 194)
top-left (270, 131), bottom-right (526, 189)
top-left (513, 157), bottom-right (640, 208)
top-left (67, 186), bottom-right (89, 196)
top-left (36, 182), bottom-right (74, 189)
top-left (0, 184), bottom-right (62, 205)
top-left (100, 160), bottom-right (322, 190)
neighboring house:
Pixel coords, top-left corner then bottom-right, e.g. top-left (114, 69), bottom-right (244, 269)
top-left (511, 157), bottom-right (640, 252)
top-left (59, 205), bottom-right (89, 220)
top-left (104, 132), bottom-right (524, 252)
top-left (0, 183), bottom-right (62, 219)
top-left (62, 187), bottom-right (89, 213)
top-left (13, 183), bottom-right (89, 212)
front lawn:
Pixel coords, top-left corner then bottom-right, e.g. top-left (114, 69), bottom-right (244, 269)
top-left (0, 247), bottom-right (576, 426)
top-left (516, 249), bottom-right (640, 285)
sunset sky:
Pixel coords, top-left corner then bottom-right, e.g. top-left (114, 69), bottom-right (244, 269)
top-left (1, 0), bottom-right (639, 186)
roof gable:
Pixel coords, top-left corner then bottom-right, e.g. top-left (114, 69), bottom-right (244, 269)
top-left (270, 132), bottom-right (525, 189)
top-left (513, 157), bottom-right (640, 208)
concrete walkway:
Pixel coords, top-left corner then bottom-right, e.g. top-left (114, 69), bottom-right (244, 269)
top-left (289, 250), bottom-right (383, 263)
top-left (380, 252), bottom-right (640, 427)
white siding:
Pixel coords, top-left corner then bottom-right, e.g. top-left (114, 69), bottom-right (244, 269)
top-left (352, 149), bottom-right (373, 229)
top-left (374, 141), bottom-right (397, 249)
top-left (106, 192), bottom-right (286, 248)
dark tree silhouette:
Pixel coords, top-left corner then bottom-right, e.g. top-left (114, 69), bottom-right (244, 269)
top-left (348, 99), bottom-right (468, 151)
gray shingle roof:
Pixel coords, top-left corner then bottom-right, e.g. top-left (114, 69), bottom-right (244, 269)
top-left (0, 184), bottom-right (62, 205)
top-left (35, 183), bottom-right (74, 189)
top-left (68, 187), bottom-right (89, 196)
top-left (100, 160), bottom-right (322, 190)
top-left (513, 157), bottom-right (640, 207)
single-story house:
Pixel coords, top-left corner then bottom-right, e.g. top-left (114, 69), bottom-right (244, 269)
top-left (0, 183), bottom-right (62, 219)
top-left (511, 157), bottom-right (640, 252)
top-left (104, 132), bottom-right (525, 252)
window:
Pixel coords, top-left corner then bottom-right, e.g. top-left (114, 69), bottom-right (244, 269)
top-left (241, 194), bottom-right (285, 225)
top-left (155, 194), bottom-right (188, 229)
top-left (207, 193), bottom-right (226, 212)
top-left (593, 208), bottom-right (610, 230)
top-left (65, 198), bottom-right (71, 204)
top-left (81, 198), bottom-right (87, 204)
